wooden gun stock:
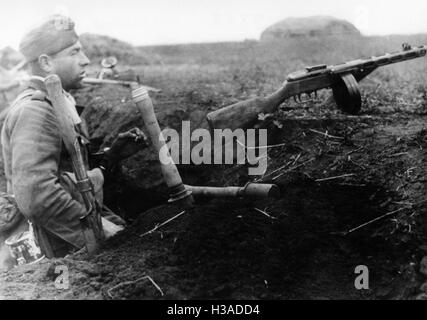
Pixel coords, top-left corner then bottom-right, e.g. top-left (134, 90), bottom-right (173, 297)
top-left (206, 84), bottom-right (291, 131)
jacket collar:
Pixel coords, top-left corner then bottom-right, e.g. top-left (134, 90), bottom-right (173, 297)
top-left (26, 76), bottom-right (47, 93)
top-left (24, 75), bottom-right (86, 118)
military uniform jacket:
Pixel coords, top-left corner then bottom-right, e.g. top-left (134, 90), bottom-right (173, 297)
top-left (1, 77), bottom-right (104, 257)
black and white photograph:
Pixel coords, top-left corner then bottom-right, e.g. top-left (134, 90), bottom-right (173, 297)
top-left (1, 0), bottom-right (427, 307)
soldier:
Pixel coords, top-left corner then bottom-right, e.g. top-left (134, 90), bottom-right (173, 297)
top-left (0, 15), bottom-right (147, 262)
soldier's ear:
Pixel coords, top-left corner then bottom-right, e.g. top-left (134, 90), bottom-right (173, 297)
top-left (38, 54), bottom-right (54, 73)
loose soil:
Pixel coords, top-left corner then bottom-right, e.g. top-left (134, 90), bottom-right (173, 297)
top-left (1, 36), bottom-right (427, 300)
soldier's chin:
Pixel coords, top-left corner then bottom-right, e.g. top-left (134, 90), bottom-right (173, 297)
top-left (69, 77), bottom-right (84, 90)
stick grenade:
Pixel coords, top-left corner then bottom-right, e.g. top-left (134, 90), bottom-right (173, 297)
top-left (131, 86), bottom-right (194, 205)
top-left (186, 183), bottom-right (280, 199)
top-left (45, 75), bottom-right (105, 255)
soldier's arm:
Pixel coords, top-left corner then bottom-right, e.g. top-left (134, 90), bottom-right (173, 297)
top-left (6, 99), bottom-right (87, 249)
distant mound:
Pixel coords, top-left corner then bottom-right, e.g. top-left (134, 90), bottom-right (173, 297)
top-left (0, 47), bottom-right (23, 69)
top-left (79, 33), bottom-right (151, 65)
top-left (261, 16), bottom-right (361, 41)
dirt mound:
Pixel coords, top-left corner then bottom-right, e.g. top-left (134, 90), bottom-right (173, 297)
top-left (2, 113), bottom-right (426, 300)
top-left (261, 16), bottom-right (361, 41)
top-left (2, 35), bottom-right (427, 300)
top-left (79, 33), bottom-right (151, 66)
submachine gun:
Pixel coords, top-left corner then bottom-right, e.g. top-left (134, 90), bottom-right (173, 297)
top-left (207, 43), bottom-right (427, 130)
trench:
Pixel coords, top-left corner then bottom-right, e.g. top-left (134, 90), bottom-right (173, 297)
top-left (99, 175), bottom-right (412, 299)
top-left (91, 114), bottom-right (423, 299)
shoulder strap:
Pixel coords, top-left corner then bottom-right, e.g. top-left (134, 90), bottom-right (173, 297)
top-left (12, 89), bottom-right (34, 105)
top-left (30, 90), bottom-right (49, 103)
top-left (8, 88), bottom-right (49, 111)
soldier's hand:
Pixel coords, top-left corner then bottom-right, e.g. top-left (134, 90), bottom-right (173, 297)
top-left (109, 127), bottom-right (149, 163)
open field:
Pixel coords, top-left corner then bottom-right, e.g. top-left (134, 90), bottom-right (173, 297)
top-left (1, 34), bottom-right (427, 299)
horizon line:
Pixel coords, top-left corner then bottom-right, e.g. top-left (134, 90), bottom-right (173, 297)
top-left (2, 32), bottom-right (427, 51)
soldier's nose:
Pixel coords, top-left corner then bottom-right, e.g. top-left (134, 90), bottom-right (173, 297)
top-left (81, 53), bottom-right (90, 67)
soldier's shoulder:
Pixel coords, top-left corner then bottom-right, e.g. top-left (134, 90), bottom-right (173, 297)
top-left (29, 90), bottom-right (50, 103)
top-left (5, 89), bottom-right (53, 125)
top-left (12, 89), bottom-right (51, 110)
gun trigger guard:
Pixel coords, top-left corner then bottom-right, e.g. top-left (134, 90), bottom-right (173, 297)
top-left (294, 93), bottom-right (315, 104)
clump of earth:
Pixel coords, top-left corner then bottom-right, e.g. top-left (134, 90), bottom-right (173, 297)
top-left (1, 34), bottom-right (427, 300)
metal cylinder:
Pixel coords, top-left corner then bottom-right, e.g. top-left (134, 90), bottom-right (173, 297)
top-left (186, 183), bottom-right (280, 199)
top-left (132, 86), bottom-right (193, 205)
top-left (332, 73), bottom-right (361, 115)
top-left (241, 182), bottom-right (280, 199)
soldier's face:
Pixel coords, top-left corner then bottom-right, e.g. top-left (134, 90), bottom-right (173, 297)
top-left (50, 41), bottom-right (90, 90)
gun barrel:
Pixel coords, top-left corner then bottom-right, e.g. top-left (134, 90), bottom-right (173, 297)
top-left (288, 45), bottom-right (427, 81)
top-left (82, 77), bottom-right (136, 87)
top-left (331, 45), bottom-right (427, 73)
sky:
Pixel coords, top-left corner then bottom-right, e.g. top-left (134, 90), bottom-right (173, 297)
top-left (1, 0), bottom-right (427, 49)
